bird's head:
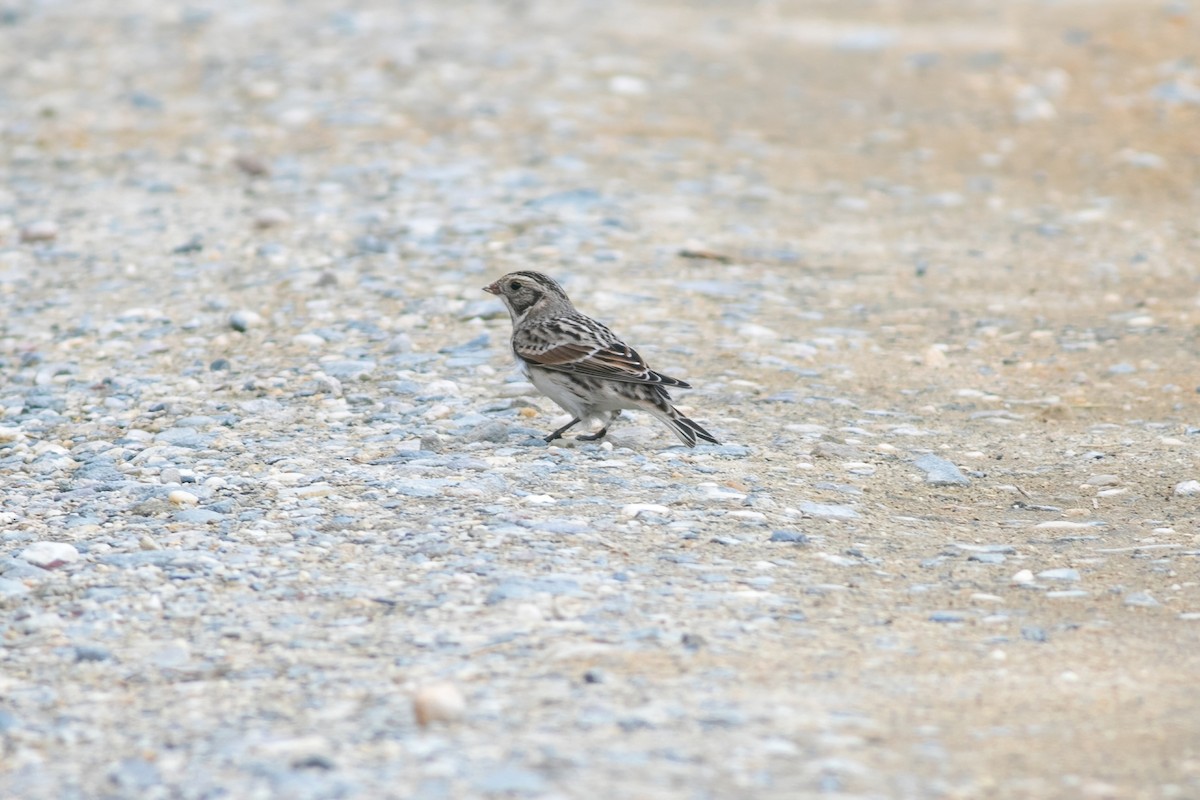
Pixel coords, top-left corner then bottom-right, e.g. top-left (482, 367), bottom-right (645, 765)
top-left (483, 271), bottom-right (572, 323)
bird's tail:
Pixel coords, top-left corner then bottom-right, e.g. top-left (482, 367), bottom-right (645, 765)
top-left (652, 403), bottom-right (720, 447)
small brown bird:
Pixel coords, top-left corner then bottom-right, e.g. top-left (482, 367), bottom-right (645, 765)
top-left (484, 271), bottom-right (719, 447)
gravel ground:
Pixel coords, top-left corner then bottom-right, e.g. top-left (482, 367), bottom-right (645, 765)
top-left (2, 1), bottom-right (1199, 798)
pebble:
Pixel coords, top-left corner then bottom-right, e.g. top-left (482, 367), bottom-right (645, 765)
top-left (412, 682), bottom-right (466, 727)
top-left (769, 530), bottom-right (810, 544)
top-left (19, 541), bottom-right (81, 569)
top-left (1173, 480), bottom-right (1200, 497)
top-left (912, 454), bottom-right (970, 486)
top-left (168, 490), bottom-right (199, 507)
top-left (233, 153), bottom-right (270, 176)
top-left (19, 219), bottom-right (58, 242)
top-left (1021, 626), bottom-right (1048, 642)
top-left (623, 503), bottom-right (671, 517)
top-left (798, 501), bottom-right (860, 520)
top-left (955, 544), bottom-right (1016, 554)
top-left (1124, 591), bottom-right (1160, 608)
top-left (1037, 568), bottom-right (1081, 582)
top-left (465, 420), bottom-right (509, 443)
top-left (229, 310), bottom-right (263, 332)
top-left (253, 207), bottom-right (292, 229)
top-left (1085, 474), bottom-right (1119, 486)
top-left (1011, 570), bottom-right (1035, 584)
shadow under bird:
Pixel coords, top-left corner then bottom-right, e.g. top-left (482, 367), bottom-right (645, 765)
top-left (484, 271), bottom-right (719, 447)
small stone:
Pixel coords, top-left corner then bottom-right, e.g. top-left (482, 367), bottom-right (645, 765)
top-left (171, 235), bottom-right (203, 254)
top-left (293, 333), bottom-right (326, 348)
top-left (608, 75), bottom-right (648, 95)
top-left (233, 154), bottom-right (270, 176)
top-left (1012, 569), bottom-right (1035, 584)
top-left (955, 543), bottom-right (1016, 554)
top-left (168, 490), bottom-right (199, 507)
top-left (1124, 591), bottom-right (1160, 608)
top-left (913, 454), bottom-right (970, 486)
top-left (1173, 480), bottom-right (1200, 497)
top-left (769, 530), bottom-right (809, 544)
top-left (229, 310), bottom-right (262, 332)
top-left (622, 503), bottom-right (670, 517)
top-left (1038, 568), bottom-right (1081, 582)
top-left (465, 420), bottom-right (509, 444)
top-left (798, 501), bottom-right (859, 520)
top-left (812, 441), bottom-right (864, 460)
top-left (929, 611), bottom-right (967, 623)
top-left (1021, 626), bottom-right (1048, 643)
top-left (75, 645), bottom-right (113, 662)
top-left (20, 220), bottom-right (58, 242)
top-left (1085, 474), bottom-right (1120, 486)
top-left (923, 346), bottom-right (949, 368)
top-left (413, 682), bottom-right (466, 727)
top-left (968, 553), bottom-right (1006, 564)
top-left (253, 207), bottom-right (291, 229)
top-left (19, 541), bottom-right (80, 569)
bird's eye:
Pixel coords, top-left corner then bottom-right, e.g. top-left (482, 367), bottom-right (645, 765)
top-left (509, 281), bottom-right (521, 291)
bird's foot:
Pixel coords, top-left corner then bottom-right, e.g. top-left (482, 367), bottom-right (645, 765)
top-left (576, 427), bottom-right (608, 442)
top-left (545, 417), bottom-right (582, 442)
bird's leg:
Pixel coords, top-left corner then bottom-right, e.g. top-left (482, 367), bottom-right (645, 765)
top-left (544, 417), bottom-right (582, 442)
top-left (576, 411), bottom-right (617, 441)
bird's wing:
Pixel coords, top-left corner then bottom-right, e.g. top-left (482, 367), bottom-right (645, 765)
top-left (514, 316), bottom-right (691, 388)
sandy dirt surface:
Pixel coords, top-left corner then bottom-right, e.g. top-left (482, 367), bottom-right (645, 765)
top-left (1, 1), bottom-right (1198, 797)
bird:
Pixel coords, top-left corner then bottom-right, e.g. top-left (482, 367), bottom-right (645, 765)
top-left (483, 270), bottom-right (720, 447)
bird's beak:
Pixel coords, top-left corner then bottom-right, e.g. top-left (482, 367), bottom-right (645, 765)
top-left (483, 281), bottom-right (500, 295)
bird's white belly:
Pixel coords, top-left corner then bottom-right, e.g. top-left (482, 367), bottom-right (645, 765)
top-left (527, 366), bottom-right (589, 418)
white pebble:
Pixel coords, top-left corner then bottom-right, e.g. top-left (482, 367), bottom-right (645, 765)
top-left (412, 682), bottom-right (466, 727)
top-left (1037, 568), bottom-right (1080, 582)
top-left (609, 75), bottom-right (648, 95)
top-left (423, 404), bottom-right (452, 421)
top-left (168, 490), bottom-right (199, 507)
top-left (622, 503), bottom-right (670, 517)
top-left (1085, 474), bottom-right (1119, 486)
top-left (20, 220), bottom-right (58, 242)
top-left (19, 541), bottom-right (80, 569)
top-left (229, 310), bottom-right (263, 332)
top-left (253, 207), bottom-right (291, 229)
top-left (738, 323), bottom-right (778, 340)
top-left (1173, 480), bottom-right (1200, 497)
top-left (1011, 569), bottom-right (1035, 584)
top-left (424, 379), bottom-right (459, 396)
